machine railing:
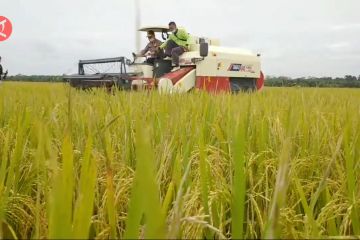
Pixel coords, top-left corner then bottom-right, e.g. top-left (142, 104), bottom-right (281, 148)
top-left (78, 57), bottom-right (128, 75)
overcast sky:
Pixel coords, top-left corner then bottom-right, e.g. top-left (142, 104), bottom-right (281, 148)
top-left (1, 0), bottom-right (360, 77)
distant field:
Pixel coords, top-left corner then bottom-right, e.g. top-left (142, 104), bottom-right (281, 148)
top-left (0, 82), bottom-right (359, 239)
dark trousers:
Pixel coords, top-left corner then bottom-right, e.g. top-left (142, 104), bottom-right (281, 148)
top-left (164, 40), bottom-right (185, 66)
top-left (145, 58), bottom-right (156, 65)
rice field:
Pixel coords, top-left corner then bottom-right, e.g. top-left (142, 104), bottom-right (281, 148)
top-left (0, 82), bottom-right (359, 239)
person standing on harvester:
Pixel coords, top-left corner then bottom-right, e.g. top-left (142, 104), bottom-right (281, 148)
top-left (0, 56), bottom-right (8, 81)
top-left (160, 21), bottom-right (189, 68)
top-left (0, 56), bottom-right (4, 81)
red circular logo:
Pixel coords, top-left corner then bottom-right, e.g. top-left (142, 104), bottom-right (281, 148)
top-left (0, 16), bottom-right (13, 42)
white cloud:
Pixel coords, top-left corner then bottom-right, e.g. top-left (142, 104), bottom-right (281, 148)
top-left (330, 23), bottom-right (360, 31)
top-left (327, 42), bottom-right (350, 50)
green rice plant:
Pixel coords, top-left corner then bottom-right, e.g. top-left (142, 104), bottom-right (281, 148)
top-left (124, 119), bottom-right (166, 239)
top-left (0, 82), bottom-right (359, 239)
top-left (48, 134), bottom-right (74, 239)
top-left (344, 113), bottom-right (360, 235)
top-left (72, 135), bottom-right (97, 238)
top-left (231, 113), bottom-right (247, 239)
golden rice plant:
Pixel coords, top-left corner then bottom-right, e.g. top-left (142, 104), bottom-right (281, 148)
top-left (0, 82), bottom-right (359, 239)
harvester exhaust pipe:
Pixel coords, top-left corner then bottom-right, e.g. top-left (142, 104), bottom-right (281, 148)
top-left (135, 0), bottom-right (141, 52)
top-left (199, 42), bottom-right (209, 58)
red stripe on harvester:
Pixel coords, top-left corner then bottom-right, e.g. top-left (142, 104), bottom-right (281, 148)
top-left (161, 67), bottom-right (195, 85)
top-left (195, 76), bottom-right (230, 93)
top-left (256, 71), bottom-right (265, 90)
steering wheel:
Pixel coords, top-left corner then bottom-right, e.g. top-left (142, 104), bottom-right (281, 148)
top-left (129, 52), bottom-right (151, 64)
top-left (161, 30), bottom-right (169, 40)
top-left (127, 53), bottom-right (137, 65)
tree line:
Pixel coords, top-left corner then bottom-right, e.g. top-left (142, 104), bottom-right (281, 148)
top-left (4, 75), bottom-right (63, 82)
top-left (3, 74), bottom-right (360, 88)
top-left (265, 75), bottom-right (360, 88)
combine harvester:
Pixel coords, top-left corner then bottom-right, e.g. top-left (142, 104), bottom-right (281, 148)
top-left (63, 26), bottom-right (264, 93)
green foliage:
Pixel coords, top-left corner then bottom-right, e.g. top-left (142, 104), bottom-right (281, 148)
top-left (5, 75), bottom-right (63, 82)
top-left (4, 74), bottom-right (360, 88)
top-left (266, 75), bottom-right (360, 88)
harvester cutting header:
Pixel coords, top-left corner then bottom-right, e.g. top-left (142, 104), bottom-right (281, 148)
top-left (63, 21), bottom-right (264, 93)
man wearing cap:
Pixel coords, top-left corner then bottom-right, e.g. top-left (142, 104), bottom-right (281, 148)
top-left (0, 57), bottom-right (3, 80)
top-left (160, 22), bottom-right (189, 68)
top-left (133, 30), bottom-right (163, 65)
top-left (0, 56), bottom-right (8, 81)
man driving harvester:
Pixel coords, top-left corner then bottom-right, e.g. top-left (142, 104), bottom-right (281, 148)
top-left (133, 30), bottom-right (163, 65)
top-left (160, 21), bottom-right (189, 69)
